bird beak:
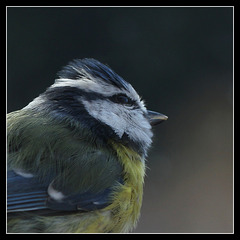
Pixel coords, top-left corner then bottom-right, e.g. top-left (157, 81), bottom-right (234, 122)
top-left (147, 110), bottom-right (168, 126)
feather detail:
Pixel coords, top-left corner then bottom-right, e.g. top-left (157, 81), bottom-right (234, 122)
top-left (104, 141), bottom-right (145, 233)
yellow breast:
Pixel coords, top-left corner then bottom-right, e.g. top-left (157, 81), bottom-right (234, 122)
top-left (74, 143), bottom-right (146, 233)
top-left (104, 142), bottom-right (146, 233)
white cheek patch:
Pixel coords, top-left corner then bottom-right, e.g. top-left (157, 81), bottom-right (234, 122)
top-left (81, 98), bottom-right (125, 138)
top-left (81, 98), bottom-right (153, 152)
top-left (125, 110), bottom-right (153, 148)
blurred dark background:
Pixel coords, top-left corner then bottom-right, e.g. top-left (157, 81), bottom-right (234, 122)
top-left (7, 7), bottom-right (233, 233)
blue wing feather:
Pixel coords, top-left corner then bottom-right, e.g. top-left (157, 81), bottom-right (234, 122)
top-left (7, 171), bottom-right (48, 212)
top-left (7, 170), bottom-right (121, 215)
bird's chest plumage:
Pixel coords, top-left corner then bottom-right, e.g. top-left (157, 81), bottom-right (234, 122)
top-left (103, 142), bottom-right (146, 233)
top-left (69, 142), bottom-right (146, 233)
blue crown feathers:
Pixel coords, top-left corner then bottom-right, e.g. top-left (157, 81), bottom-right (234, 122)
top-left (58, 58), bottom-right (129, 90)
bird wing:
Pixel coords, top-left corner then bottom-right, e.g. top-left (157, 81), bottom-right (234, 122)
top-left (7, 170), bottom-right (48, 213)
top-left (7, 145), bottom-right (123, 215)
top-left (7, 111), bottom-right (123, 216)
top-left (7, 169), bottom-right (123, 215)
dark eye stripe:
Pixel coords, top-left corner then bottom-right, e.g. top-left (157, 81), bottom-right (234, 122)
top-left (109, 94), bottom-right (136, 107)
top-left (44, 86), bottom-right (139, 110)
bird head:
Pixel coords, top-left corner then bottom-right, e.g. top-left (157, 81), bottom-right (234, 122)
top-left (24, 58), bottom-right (167, 157)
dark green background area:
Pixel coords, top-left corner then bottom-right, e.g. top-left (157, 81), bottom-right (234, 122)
top-left (7, 7), bottom-right (233, 233)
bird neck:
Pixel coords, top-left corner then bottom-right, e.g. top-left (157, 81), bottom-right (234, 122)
top-left (110, 141), bottom-right (146, 182)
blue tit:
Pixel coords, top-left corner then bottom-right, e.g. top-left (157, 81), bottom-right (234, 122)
top-left (7, 58), bottom-right (167, 233)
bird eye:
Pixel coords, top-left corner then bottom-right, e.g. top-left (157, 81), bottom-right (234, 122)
top-left (110, 94), bottom-right (134, 107)
top-left (116, 95), bottom-right (130, 104)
